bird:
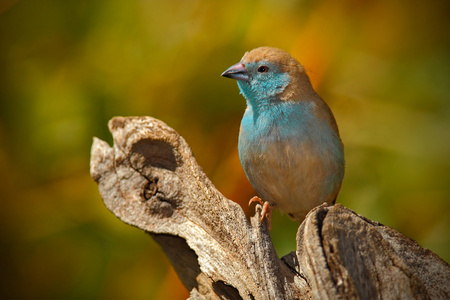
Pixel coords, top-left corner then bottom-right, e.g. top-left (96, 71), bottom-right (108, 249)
top-left (221, 46), bottom-right (344, 225)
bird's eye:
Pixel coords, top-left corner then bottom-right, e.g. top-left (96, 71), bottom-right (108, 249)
top-left (257, 66), bottom-right (269, 73)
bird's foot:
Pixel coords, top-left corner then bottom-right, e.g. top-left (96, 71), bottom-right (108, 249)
top-left (248, 196), bottom-right (272, 230)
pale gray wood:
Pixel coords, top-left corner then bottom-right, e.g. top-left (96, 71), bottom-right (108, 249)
top-left (90, 116), bottom-right (450, 300)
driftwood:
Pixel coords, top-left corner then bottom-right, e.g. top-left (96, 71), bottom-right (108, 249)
top-left (90, 116), bottom-right (450, 300)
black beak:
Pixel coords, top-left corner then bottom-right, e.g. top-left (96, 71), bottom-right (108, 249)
top-left (221, 62), bottom-right (250, 82)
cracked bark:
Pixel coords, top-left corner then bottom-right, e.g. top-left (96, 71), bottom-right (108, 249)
top-left (90, 116), bottom-right (450, 300)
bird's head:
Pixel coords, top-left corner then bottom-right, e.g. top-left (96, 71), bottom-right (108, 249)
top-left (222, 47), bottom-right (315, 105)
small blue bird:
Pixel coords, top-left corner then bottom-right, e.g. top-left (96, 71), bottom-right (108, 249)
top-left (222, 47), bottom-right (344, 224)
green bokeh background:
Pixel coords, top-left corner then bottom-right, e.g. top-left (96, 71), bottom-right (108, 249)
top-left (1, 0), bottom-right (449, 299)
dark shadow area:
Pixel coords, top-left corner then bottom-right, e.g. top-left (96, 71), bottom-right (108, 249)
top-left (151, 233), bottom-right (201, 291)
top-left (212, 280), bottom-right (243, 300)
top-left (132, 139), bottom-right (178, 171)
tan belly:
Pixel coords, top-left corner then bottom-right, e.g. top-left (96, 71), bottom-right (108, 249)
top-left (243, 142), bottom-right (340, 221)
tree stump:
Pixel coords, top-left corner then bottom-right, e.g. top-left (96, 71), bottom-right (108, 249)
top-left (90, 116), bottom-right (450, 300)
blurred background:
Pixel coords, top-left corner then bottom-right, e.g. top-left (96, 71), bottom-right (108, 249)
top-left (0, 0), bottom-right (449, 299)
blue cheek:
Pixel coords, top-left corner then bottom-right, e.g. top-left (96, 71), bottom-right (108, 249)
top-left (236, 63), bottom-right (291, 104)
top-left (255, 73), bottom-right (290, 97)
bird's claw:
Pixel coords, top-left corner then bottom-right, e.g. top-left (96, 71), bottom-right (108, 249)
top-left (248, 196), bottom-right (272, 230)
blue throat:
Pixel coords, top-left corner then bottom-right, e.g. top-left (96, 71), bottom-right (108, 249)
top-left (236, 61), bottom-right (291, 118)
top-left (238, 72), bottom-right (289, 101)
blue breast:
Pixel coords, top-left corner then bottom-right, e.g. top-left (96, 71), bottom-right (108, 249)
top-left (239, 100), bottom-right (336, 155)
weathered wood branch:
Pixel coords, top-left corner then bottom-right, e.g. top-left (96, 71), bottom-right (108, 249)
top-left (90, 116), bottom-right (450, 300)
